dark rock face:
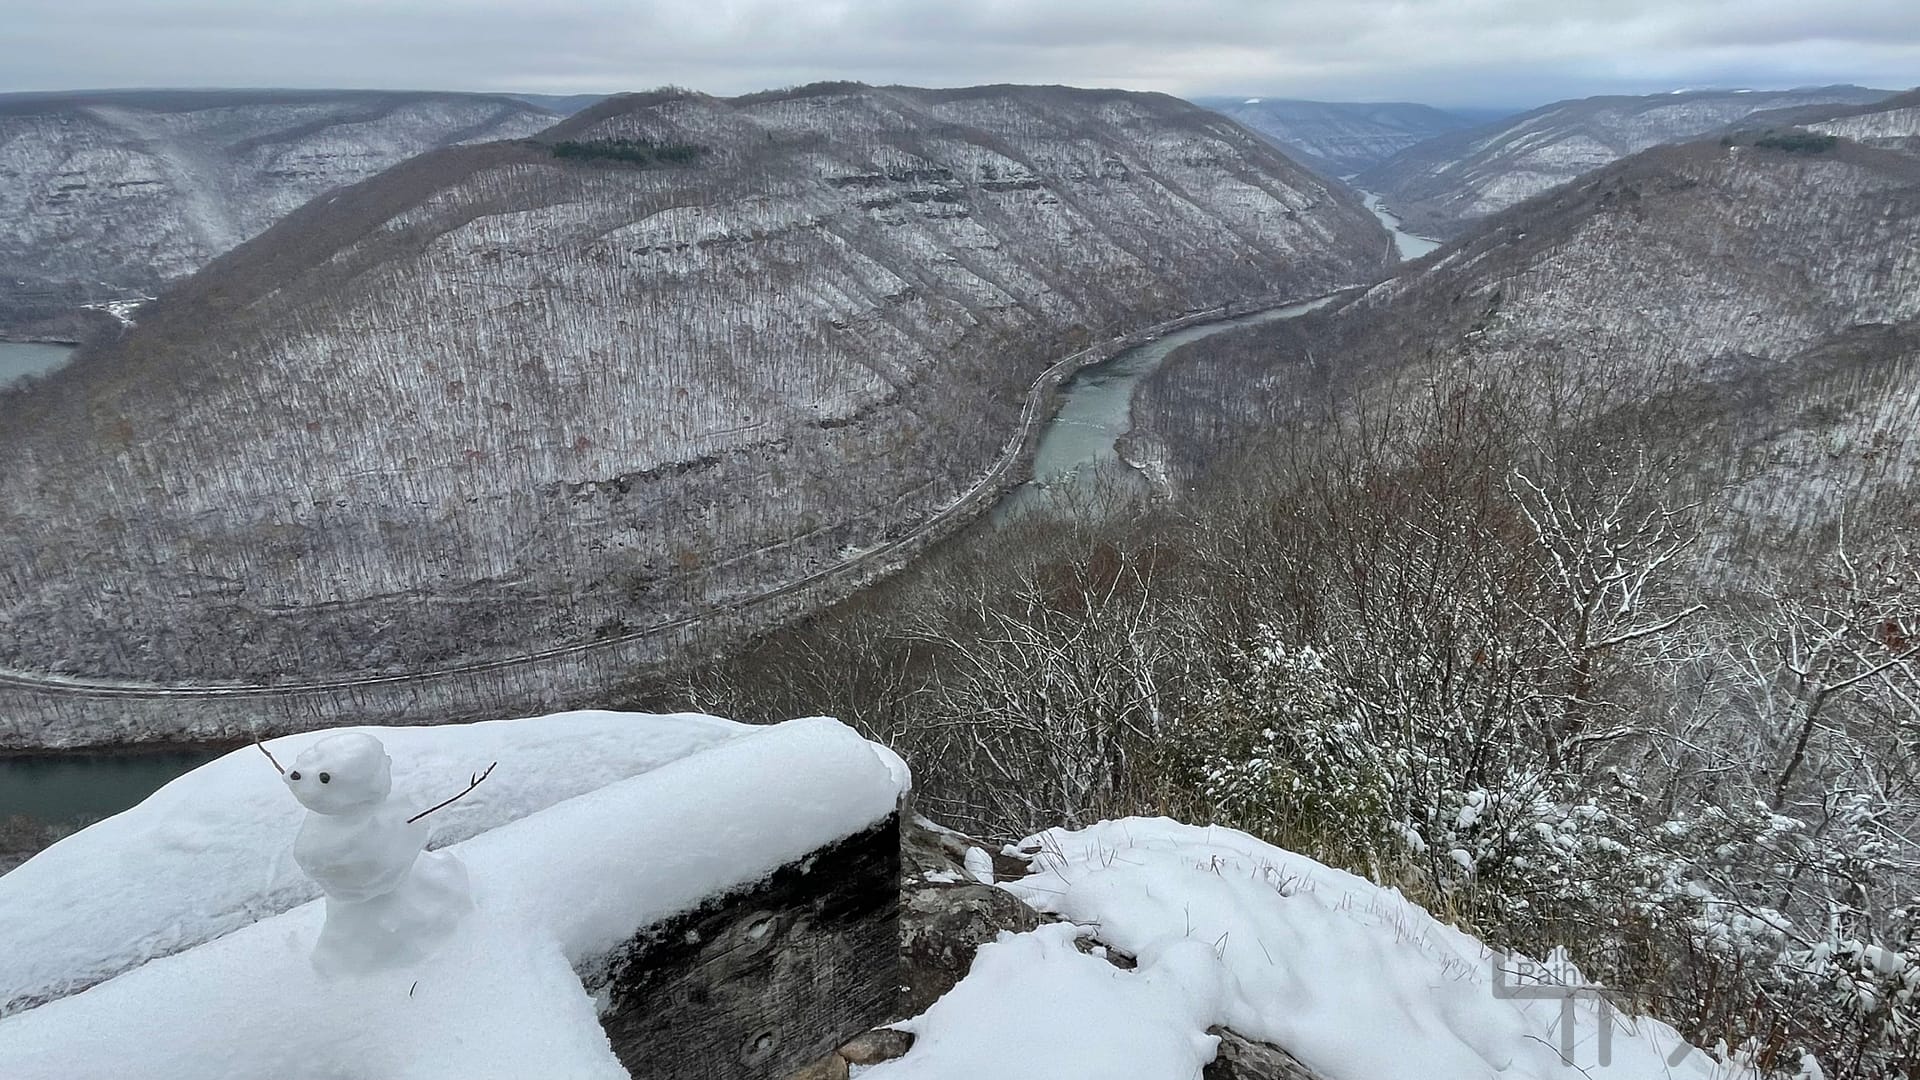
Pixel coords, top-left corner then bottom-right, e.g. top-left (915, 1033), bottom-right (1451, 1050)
top-left (899, 879), bottom-right (1047, 1017)
top-left (899, 813), bottom-right (1050, 1016)
top-left (1205, 1029), bottom-right (1324, 1080)
top-left (596, 816), bottom-right (901, 1080)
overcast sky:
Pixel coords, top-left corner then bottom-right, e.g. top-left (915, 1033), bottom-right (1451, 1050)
top-left (4, 0), bottom-right (1915, 110)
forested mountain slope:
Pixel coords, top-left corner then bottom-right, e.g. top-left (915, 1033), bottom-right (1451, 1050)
top-left (1356, 85), bottom-right (1891, 238)
top-left (0, 90), bottom-right (559, 338)
top-left (1139, 117), bottom-right (1920, 540)
top-left (0, 82), bottom-right (1385, 688)
top-left (1803, 88), bottom-right (1920, 153)
top-left (683, 95), bottom-right (1920, 1078)
top-left (1191, 97), bottom-right (1481, 176)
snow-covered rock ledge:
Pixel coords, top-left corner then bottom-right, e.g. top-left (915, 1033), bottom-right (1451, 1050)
top-left (0, 713), bottom-right (909, 1079)
top-left (867, 819), bottom-right (1748, 1080)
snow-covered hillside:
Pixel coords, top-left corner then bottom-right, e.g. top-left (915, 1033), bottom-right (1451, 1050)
top-left (0, 89), bottom-right (558, 338)
top-left (0, 83), bottom-right (1385, 743)
top-left (1357, 85), bottom-right (1891, 238)
top-left (1139, 112), bottom-right (1920, 507)
top-left (1807, 88), bottom-right (1920, 153)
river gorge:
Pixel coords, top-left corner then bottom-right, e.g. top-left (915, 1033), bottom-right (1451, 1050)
top-left (0, 199), bottom-right (1444, 843)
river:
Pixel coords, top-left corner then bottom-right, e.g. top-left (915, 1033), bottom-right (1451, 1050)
top-left (0, 341), bottom-right (76, 388)
top-left (0, 203), bottom-right (1443, 840)
top-left (0, 304), bottom-right (1335, 840)
top-left (0, 748), bottom-right (225, 825)
top-left (998, 190), bottom-right (1438, 518)
top-left (995, 294), bottom-right (1338, 520)
top-left (1359, 190), bottom-right (1442, 261)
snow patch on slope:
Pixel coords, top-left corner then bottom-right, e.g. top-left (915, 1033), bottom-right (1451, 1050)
top-left (980, 819), bottom-right (1746, 1080)
top-left (867, 922), bottom-right (1226, 1080)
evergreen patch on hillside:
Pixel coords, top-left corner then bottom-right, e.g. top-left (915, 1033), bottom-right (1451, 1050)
top-left (1725, 128), bottom-right (1841, 153)
top-left (549, 137), bottom-right (707, 166)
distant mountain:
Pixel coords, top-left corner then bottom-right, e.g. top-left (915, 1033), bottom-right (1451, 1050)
top-left (504, 93), bottom-right (610, 116)
top-left (1137, 95), bottom-right (1920, 535)
top-left (0, 89), bottom-right (559, 339)
top-left (1356, 85), bottom-right (1893, 238)
top-left (1193, 97), bottom-right (1484, 176)
top-left (1795, 87), bottom-right (1920, 153)
top-left (1732, 87), bottom-right (1920, 137)
top-left (0, 82), bottom-right (1384, 728)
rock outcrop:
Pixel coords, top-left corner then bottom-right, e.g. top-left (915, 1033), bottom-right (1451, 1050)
top-left (887, 815), bottom-right (1327, 1080)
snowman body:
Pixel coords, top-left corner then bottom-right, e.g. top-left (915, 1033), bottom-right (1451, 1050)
top-left (284, 733), bottom-right (472, 976)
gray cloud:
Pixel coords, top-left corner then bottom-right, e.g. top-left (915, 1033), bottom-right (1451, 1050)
top-left (2, 0), bottom-right (1915, 109)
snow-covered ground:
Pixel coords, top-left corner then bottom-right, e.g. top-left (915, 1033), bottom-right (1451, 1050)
top-left (868, 921), bottom-right (1227, 1078)
top-left (3, 710), bottom-right (1737, 1080)
top-left (875, 819), bottom-right (1744, 1080)
top-left (0, 714), bottom-right (908, 1079)
top-left (0, 710), bottom-right (757, 1015)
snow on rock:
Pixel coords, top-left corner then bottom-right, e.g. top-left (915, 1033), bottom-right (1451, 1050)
top-left (0, 709), bottom-right (748, 1016)
top-left (866, 922), bottom-right (1226, 1080)
top-left (961, 845), bottom-right (996, 885)
top-left (991, 819), bottom-right (1745, 1080)
top-left (0, 716), bottom-right (908, 1080)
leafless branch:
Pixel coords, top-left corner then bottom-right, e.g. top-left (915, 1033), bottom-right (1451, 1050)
top-left (408, 762), bottom-right (498, 823)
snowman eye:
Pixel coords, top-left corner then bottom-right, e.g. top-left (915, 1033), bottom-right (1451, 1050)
top-left (319, 772), bottom-right (331, 784)
top-left (288, 771), bottom-right (301, 781)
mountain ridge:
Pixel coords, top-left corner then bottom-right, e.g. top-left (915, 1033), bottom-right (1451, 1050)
top-left (0, 88), bottom-right (561, 339)
top-left (1191, 96), bottom-right (1485, 176)
top-left (1136, 107), bottom-right (1920, 532)
top-left (1356, 84), bottom-right (1893, 238)
top-left (0, 82), bottom-right (1386, 707)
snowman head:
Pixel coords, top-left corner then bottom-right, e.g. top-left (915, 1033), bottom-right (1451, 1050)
top-left (285, 732), bottom-right (393, 815)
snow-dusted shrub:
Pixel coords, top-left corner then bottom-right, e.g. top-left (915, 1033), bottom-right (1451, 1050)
top-left (1170, 637), bottom-right (1398, 865)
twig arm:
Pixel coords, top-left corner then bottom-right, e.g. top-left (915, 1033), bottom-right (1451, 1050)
top-left (407, 762), bottom-right (498, 824)
top-left (256, 740), bottom-right (286, 775)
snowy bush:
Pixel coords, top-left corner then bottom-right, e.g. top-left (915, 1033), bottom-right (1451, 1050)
top-left (677, 366), bottom-right (1919, 1078)
top-left (1172, 637), bottom-right (1397, 864)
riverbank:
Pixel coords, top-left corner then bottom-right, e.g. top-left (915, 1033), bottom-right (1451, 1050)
top-left (1358, 190), bottom-right (1442, 261)
top-left (0, 286), bottom-right (1363, 754)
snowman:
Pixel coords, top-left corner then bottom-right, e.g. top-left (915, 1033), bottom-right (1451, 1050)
top-left (261, 733), bottom-right (493, 977)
